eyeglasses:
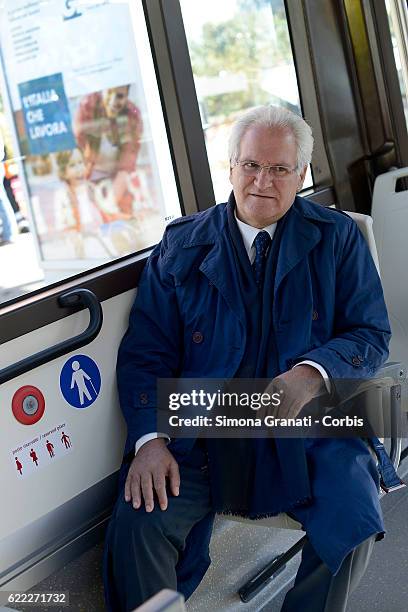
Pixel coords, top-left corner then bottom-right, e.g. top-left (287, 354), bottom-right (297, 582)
top-left (233, 160), bottom-right (298, 180)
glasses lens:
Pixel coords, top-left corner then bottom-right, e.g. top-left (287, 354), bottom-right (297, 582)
top-left (239, 162), bottom-right (259, 175)
top-left (272, 167), bottom-right (290, 179)
top-left (238, 162), bottom-right (295, 179)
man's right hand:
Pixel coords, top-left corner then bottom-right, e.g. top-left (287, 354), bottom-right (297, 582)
top-left (124, 438), bottom-right (180, 513)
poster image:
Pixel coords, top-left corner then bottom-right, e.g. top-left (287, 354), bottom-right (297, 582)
top-left (0, 0), bottom-right (179, 265)
top-left (16, 82), bottom-right (166, 261)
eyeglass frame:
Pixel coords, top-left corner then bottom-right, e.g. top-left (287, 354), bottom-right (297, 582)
top-left (232, 159), bottom-right (300, 180)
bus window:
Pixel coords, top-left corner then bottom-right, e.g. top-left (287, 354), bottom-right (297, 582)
top-left (179, 0), bottom-right (313, 201)
top-left (385, 0), bottom-right (408, 126)
top-left (0, 0), bottom-right (181, 305)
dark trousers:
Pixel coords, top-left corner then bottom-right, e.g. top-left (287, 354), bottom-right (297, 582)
top-left (105, 441), bottom-right (375, 612)
top-left (281, 536), bottom-right (375, 612)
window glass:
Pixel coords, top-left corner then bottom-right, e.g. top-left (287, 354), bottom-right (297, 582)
top-left (385, 0), bottom-right (408, 126)
top-left (179, 0), bottom-right (313, 202)
top-left (0, 0), bottom-right (181, 304)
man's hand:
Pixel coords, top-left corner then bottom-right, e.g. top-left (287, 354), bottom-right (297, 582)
top-left (265, 365), bottom-right (326, 419)
top-left (124, 438), bottom-right (180, 512)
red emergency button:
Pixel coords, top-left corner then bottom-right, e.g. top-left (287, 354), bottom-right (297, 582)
top-left (12, 386), bottom-right (45, 425)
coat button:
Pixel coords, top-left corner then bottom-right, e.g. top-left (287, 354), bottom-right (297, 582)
top-left (140, 393), bottom-right (148, 405)
top-left (352, 356), bottom-right (361, 366)
top-left (192, 331), bottom-right (203, 344)
top-left (312, 310), bottom-right (318, 321)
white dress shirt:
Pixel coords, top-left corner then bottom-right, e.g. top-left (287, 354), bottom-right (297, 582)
top-left (135, 210), bottom-right (330, 455)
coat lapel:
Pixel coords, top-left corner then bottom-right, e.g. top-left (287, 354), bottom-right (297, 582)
top-left (274, 204), bottom-right (322, 294)
top-left (179, 201), bottom-right (246, 327)
top-left (198, 236), bottom-right (246, 326)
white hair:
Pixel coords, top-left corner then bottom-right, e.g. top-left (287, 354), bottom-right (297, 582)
top-left (228, 105), bottom-right (314, 173)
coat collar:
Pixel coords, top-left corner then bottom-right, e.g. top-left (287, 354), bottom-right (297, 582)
top-left (275, 201), bottom-right (321, 291)
top-left (179, 194), bottom-right (334, 317)
top-left (180, 193), bottom-right (335, 249)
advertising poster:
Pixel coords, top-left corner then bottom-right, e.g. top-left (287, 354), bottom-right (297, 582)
top-left (0, 0), bottom-right (180, 264)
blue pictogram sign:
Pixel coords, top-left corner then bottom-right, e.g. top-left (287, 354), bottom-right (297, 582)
top-left (60, 354), bottom-right (101, 409)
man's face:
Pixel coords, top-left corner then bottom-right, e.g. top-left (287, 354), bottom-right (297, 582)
top-left (229, 125), bottom-right (307, 228)
top-left (102, 86), bottom-right (129, 118)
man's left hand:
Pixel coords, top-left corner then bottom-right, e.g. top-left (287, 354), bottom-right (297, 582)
top-left (264, 365), bottom-right (326, 420)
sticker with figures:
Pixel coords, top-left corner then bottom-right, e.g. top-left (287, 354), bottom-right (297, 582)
top-left (11, 423), bottom-right (73, 479)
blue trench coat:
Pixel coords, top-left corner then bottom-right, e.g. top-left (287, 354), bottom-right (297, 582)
top-left (111, 196), bottom-right (393, 601)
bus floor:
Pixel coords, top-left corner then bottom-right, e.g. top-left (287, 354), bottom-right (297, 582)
top-left (6, 452), bottom-right (408, 612)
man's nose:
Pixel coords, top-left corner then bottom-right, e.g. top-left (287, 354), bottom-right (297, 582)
top-left (254, 167), bottom-right (274, 190)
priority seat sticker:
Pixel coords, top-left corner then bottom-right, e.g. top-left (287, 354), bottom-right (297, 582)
top-left (11, 423), bottom-right (73, 479)
top-left (60, 355), bottom-right (101, 409)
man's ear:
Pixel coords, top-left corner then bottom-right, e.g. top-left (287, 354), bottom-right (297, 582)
top-left (229, 166), bottom-right (233, 185)
top-left (297, 166), bottom-right (307, 191)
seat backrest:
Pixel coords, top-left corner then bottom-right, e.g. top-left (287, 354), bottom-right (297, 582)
top-left (344, 210), bottom-right (381, 276)
top-left (339, 210), bottom-right (388, 446)
top-left (371, 168), bottom-right (408, 368)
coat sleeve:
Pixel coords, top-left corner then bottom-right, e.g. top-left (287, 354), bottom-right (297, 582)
top-left (296, 218), bottom-right (391, 392)
top-left (116, 229), bottom-right (183, 452)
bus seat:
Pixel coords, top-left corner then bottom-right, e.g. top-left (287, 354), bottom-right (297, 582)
top-left (225, 510), bottom-right (302, 530)
top-left (372, 168), bottom-right (408, 369)
top-left (344, 210), bottom-right (381, 275)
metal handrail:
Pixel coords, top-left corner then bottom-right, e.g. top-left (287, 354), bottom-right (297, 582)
top-left (0, 288), bottom-right (103, 385)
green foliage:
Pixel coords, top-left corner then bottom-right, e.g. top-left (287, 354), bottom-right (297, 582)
top-left (189, 4), bottom-right (293, 117)
top-left (238, 0), bottom-right (285, 12)
top-left (205, 87), bottom-right (271, 118)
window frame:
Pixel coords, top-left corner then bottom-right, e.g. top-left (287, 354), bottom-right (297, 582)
top-left (0, 0), bottom-right (336, 338)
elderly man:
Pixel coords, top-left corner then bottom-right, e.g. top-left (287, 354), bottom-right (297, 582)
top-left (104, 105), bottom-right (403, 611)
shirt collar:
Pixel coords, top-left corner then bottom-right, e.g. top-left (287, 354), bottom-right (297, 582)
top-left (234, 209), bottom-right (277, 258)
